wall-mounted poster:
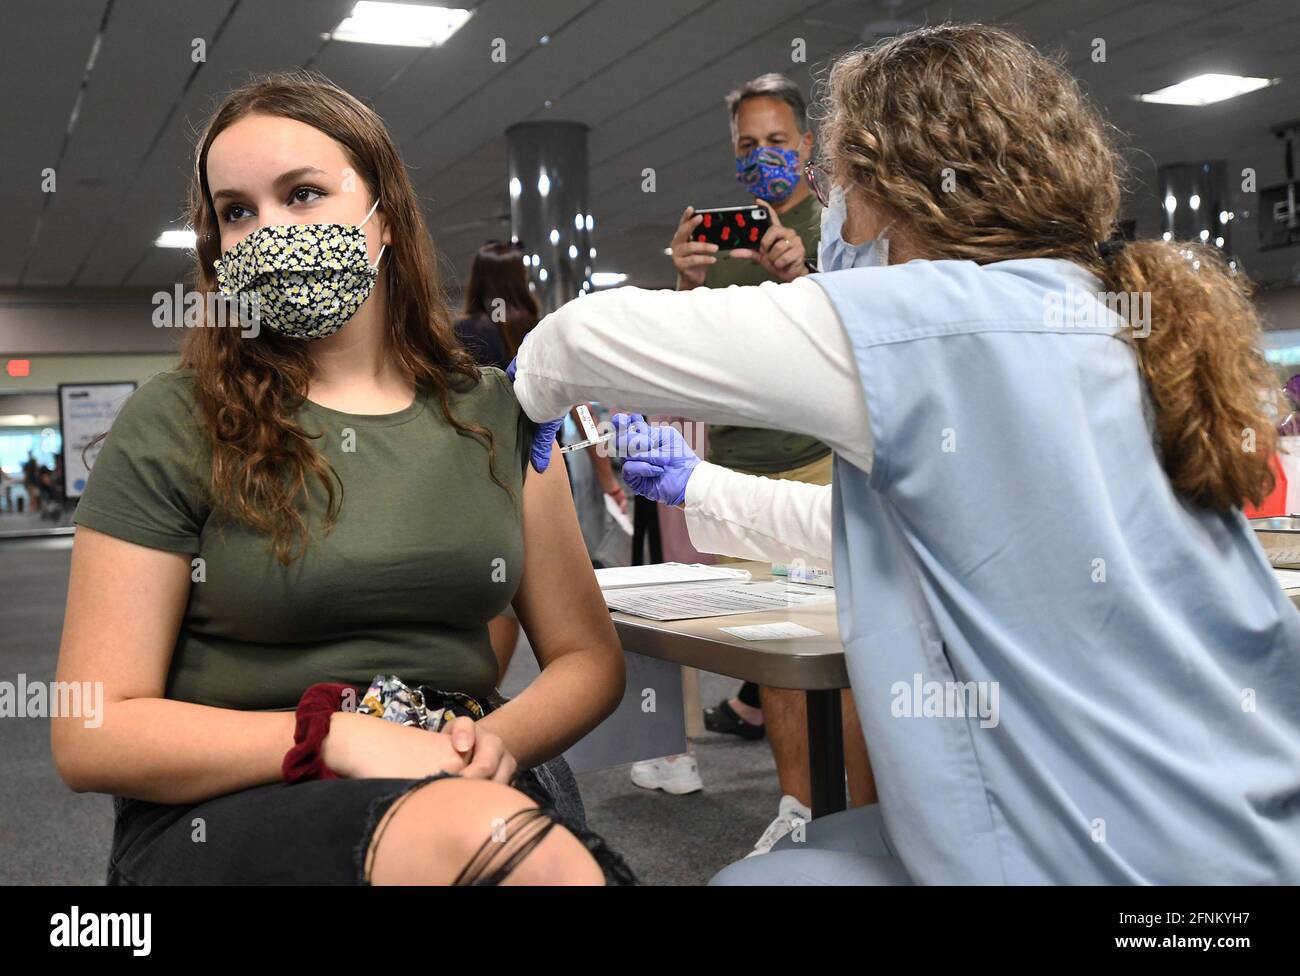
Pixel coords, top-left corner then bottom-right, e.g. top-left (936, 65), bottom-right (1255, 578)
top-left (57, 382), bottom-right (136, 498)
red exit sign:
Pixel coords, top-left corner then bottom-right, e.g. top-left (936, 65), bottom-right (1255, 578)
top-left (6, 359), bottom-right (31, 378)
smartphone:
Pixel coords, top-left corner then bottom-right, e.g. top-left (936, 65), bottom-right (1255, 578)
top-left (691, 205), bottom-right (772, 250)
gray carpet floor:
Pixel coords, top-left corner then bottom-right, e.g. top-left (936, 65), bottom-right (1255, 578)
top-left (0, 537), bottom-right (784, 885)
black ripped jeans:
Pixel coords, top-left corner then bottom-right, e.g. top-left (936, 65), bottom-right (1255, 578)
top-left (107, 766), bottom-right (634, 885)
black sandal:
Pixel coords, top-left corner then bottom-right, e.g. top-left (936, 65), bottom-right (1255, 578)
top-left (703, 699), bottom-right (766, 740)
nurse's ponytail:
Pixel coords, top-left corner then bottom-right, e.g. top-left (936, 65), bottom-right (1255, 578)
top-left (1094, 241), bottom-right (1279, 511)
top-left (820, 23), bottom-right (1281, 511)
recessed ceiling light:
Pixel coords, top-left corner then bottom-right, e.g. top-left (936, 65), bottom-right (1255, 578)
top-left (329, 2), bottom-right (471, 48)
top-left (591, 272), bottom-right (627, 287)
top-left (1137, 73), bottom-right (1277, 106)
top-left (155, 229), bottom-right (196, 249)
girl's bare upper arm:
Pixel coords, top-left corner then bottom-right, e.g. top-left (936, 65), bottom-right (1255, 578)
top-left (55, 525), bottom-right (193, 719)
top-left (510, 441), bottom-right (620, 669)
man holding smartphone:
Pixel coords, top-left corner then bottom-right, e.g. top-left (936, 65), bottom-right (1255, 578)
top-left (634, 74), bottom-right (872, 856)
top-left (670, 75), bottom-right (826, 486)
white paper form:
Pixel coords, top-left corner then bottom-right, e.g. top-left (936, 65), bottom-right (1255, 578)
top-left (603, 493), bottom-right (635, 535)
top-left (720, 621), bottom-right (826, 641)
top-left (604, 580), bottom-right (835, 621)
top-left (1275, 568), bottom-right (1300, 591)
top-left (595, 562), bottom-right (751, 589)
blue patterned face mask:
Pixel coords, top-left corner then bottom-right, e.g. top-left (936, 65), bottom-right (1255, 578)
top-left (817, 185), bottom-right (890, 272)
top-left (734, 145), bottom-right (802, 203)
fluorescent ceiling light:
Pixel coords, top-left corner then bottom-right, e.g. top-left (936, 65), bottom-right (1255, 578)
top-left (155, 229), bottom-right (196, 249)
top-left (591, 272), bottom-right (627, 287)
top-left (330, 2), bottom-right (471, 48)
top-left (1137, 73), bottom-right (1276, 106)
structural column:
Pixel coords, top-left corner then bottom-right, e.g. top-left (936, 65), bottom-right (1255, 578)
top-left (1158, 161), bottom-right (1233, 251)
top-left (505, 121), bottom-right (594, 313)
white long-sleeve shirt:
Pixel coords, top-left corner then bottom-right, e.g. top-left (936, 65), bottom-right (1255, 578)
top-left (512, 276), bottom-right (872, 566)
top-left (682, 458), bottom-right (835, 566)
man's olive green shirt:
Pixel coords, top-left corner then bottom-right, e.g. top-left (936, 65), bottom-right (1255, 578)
top-left (699, 192), bottom-right (831, 474)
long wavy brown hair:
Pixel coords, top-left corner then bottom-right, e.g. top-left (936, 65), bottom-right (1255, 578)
top-left (184, 70), bottom-right (512, 565)
top-left (818, 24), bottom-right (1279, 510)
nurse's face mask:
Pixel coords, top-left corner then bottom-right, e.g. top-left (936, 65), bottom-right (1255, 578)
top-left (213, 197), bottom-right (386, 340)
top-left (817, 184), bottom-right (891, 273)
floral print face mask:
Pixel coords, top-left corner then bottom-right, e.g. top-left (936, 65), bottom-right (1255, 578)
top-left (213, 198), bottom-right (385, 340)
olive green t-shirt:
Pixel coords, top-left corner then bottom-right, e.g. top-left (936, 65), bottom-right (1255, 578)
top-left (72, 367), bottom-right (536, 711)
top-left (702, 192), bottom-right (832, 474)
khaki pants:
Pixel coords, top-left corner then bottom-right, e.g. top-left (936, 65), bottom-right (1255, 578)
top-left (703, 451), bottom-right (872, 807)
top-left (685, 451), bottom-right (834, 736)
top-left (713, 452), bottom-right (833, 566)
top-left (748, 451), bottom-right (834, 485)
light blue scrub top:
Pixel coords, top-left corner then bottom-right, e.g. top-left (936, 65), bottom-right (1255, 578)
top-left (812, 257), bottom-right (1300, 884)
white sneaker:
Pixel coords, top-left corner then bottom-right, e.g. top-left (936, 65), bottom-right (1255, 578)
top-left (630, 754), bottom-right (703, 795)
top-left (746, 794), bottom-right (811, 857)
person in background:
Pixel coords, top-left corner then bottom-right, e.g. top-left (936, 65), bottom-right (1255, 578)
top-left (456, 241), bottom-right (545, 675)
top-left (455, 240), bottom-right (627, 675)
top-left (22, 451), bottom-right (39, 515)
top-left (455, 240), bottom-right (537, 370)
top-left (37, 464), bottom-right (62, 519)
top-left (642, 72), bottom-right (873, 855)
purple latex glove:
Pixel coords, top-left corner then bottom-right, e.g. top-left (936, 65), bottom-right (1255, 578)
top-left (612, 412), bottom-right (701, 506)
top-left (1286, 374), bottom-right (1300, 408)
top-left (506, 355), bottom-right (564, 473)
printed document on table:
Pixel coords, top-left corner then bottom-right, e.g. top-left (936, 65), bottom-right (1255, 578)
top-left (604, 580), bottom-right (835, 621)
top-left (595, 562), bottom-right (752, 590)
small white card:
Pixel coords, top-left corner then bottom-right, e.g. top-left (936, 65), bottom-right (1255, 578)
top-left (1275, 568), bottom-right (1300, 590)
top-left (719, 621), bottom-right (825, 641)
top-left (604, 492), bottom-right (634, 536)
